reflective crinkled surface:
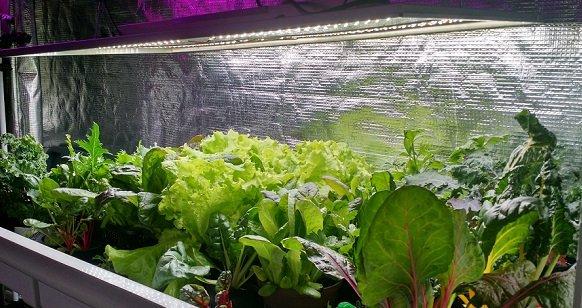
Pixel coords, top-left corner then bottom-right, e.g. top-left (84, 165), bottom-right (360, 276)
top-left (9, 1), bottom-right (582, 167)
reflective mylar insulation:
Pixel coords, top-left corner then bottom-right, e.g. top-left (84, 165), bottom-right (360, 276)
top-left (9, 1), bottom-right (582, 167)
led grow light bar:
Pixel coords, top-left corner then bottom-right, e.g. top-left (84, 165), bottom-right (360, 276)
top-left (0, 3), bottom-right (536, 57)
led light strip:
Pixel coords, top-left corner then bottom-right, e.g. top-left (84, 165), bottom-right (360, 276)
top-left (98, 18), bottom-right (465, 51)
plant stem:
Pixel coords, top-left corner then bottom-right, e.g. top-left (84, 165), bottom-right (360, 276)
top-left (543, 255), bottom-right (559, 277)
top-left (447, 293), bottom-right (456, 308)
top-left (532, 254), bottom-right (549, 280)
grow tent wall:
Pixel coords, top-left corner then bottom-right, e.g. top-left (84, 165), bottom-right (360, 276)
top-left (7, 0), bottom-right (582, 169)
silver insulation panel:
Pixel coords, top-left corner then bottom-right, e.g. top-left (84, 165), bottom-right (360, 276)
top-left (8, 1), bottom-right (582, 167)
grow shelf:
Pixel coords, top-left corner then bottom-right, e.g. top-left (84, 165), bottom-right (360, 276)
top-left (0, 227), bottom-right (193, 307)
top-left (0, 3), bottom-right (536, 57)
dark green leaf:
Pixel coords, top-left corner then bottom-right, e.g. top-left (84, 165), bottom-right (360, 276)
top-left (467, 260), bottom-right (535, 307)
top-left (152, 241), bottom-right (211, 290)
top-left (142, 148), bottom-right (171, 193)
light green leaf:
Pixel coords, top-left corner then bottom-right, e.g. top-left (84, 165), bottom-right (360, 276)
top-left (479, 196), bottom-right (541, 258)
top-left (75, 123), bottom-right (109, 168)
top-left (258, 199), bottom-right (281, 240)
top-left (52, 188), bottom-right (98, 202)
top-left (296, 199), bottom-right (323, 235)
top-left (240, 235), bottom-right (285, 284)
top-left (485, 211), bottom-right (539, 273)
top-left (370, 171), bottom-right (395, 192)
top-left (322, 175), bottom-right (350, 198)
top-left (403, 129), bottom-right (424, 155)
top-left (23, 218), bottom-right (54, 229)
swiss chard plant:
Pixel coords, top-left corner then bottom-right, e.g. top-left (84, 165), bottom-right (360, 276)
top-left (25, 123), bottom-right (112, 252)
top-left (26, 177), bottom-right (100, 253)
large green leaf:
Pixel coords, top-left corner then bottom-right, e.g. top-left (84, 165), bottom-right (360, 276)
top-left (356, 190), bottom-right (391, 259)
top-left (105, 230), bottom-right (187, 286)
top-left (152, 241), bottom-right (212, 290)
top-left (357, 186), bottom-right (454, 306)
top-left (436, 211), bottom-right (485, 307)
top-left (485, 211), bottom-right (539, 273)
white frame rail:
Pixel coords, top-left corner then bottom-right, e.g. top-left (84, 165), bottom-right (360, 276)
top-left (0, 227), bottom-right (194, 308)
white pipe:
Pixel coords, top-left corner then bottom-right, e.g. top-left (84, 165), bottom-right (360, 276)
top-left (0, 58), bottom-right (5, 136)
